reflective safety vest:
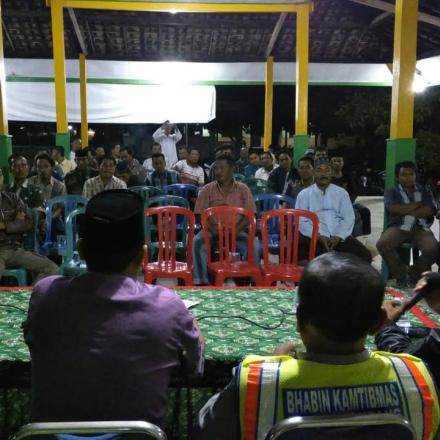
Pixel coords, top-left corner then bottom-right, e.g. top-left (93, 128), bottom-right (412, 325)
top-left (237, 352), bottom-right (439, 440)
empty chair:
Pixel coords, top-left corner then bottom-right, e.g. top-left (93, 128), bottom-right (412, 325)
top-left (40, 195), bottom-right (88, 256)
top-left (12, 421), bottom-right (166, 440)
top-left (162, 184), bottom-right (199, 208)
top-left (144, 206), bottom-right (195, 285)
top-left (59, 207), bottom-right (87, 276)
top-left (201, 206), bottom-right (263, 286)
top-left (264, 414), bottom-right (416, 440)
top-left (129, 186), bottom-right (163, 208)
top-left (260, 209), bottom-right (319, 285)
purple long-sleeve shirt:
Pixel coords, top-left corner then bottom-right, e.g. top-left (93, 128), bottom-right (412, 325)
top-left (24, 273), bottom-right (203, 426)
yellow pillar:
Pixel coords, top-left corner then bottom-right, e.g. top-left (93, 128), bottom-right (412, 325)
top-left (51, 0), bottom-right (70, 153)
top-left (294, 4), bottom-right (310, 166)
top-left (385, 0), bottom-right (419, 188)
top-left (263, 56), bottom-right (273, 152)
top-left (0, 2), bottom-right (12, 181)
top-left (79, 53), bottom-right (88, 148)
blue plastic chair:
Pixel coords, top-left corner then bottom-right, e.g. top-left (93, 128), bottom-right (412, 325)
top-left (41, 195), bottom-right (88, 257)
top-left (59, 208), bottom-right (87, 276)
top-left (162, 184), bottom-right (199, 200)
top-left (254, 194), bottom-right (296, 252)
top-left (145, 195), bottom-right (190, 209)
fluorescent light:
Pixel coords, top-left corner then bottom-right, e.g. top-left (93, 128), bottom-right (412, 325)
top-left (413, 74), bottom-right (428, 93)
top-left (169, 9), bottom-right (178, 14)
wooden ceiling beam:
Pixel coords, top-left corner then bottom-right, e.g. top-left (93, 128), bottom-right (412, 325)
top-left (265, 12), bottom-right (287, 58)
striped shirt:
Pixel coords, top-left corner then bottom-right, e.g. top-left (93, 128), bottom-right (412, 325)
top-left (146, 170), bottom-right (181, 188)
top-left (82, 176), bottom-right (127, 199)
top-left (174, 160), bottom-right (205, 186)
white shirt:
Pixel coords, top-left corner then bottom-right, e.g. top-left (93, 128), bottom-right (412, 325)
top-left (173, 160), bottom-right (204, 186)
top-left (255, 165), bottom-right (278, 181)
top-left (295, 183), bottom-right (354, 239)
top-left (152, 127), bottom-right (182, 167)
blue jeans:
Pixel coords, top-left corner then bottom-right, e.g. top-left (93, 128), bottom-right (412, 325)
top-left (192, 230), bottom-right (262, 285)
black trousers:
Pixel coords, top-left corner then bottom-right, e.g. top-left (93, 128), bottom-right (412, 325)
top-left (299, 234), bottom-right (372, 264)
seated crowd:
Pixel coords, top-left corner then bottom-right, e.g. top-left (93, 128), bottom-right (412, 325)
top-left (2, 134), bottom-right (440, 439)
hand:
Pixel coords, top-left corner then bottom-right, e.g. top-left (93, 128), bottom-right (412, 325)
top-left (15, 211), bottom-right (26, 221)
top-left (272, 342), bottom-right (298, 357)
top-left (382, 300), bottom-right (405, 322)
top-left (318, 235), bottom-right (331, 252)
top-left (328, 236), bottom-right (341, 250)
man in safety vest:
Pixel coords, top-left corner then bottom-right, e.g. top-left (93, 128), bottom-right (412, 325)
top-left (195, 252), bottom-right (440, 440)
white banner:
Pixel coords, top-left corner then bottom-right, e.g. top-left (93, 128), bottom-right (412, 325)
top-left (6, 82), bottom-right (216, 124)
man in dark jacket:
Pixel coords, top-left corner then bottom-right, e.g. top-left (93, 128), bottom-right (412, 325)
top-left (375, 272), bottom-right (440, 386)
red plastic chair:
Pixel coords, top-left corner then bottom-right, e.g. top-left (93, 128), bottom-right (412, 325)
top-left (260, 209), bottom-right (319, 286)
top-left (201, 206), bottom-right (263, 286)
top-left (143, 206), bottom-right (195, 285)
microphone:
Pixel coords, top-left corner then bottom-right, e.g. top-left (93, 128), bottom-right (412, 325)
top-left (402, 272), bottom-right (440, 313)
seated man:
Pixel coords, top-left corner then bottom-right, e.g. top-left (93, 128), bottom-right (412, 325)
top-left (377, 161), bottom-right (437, 288)
top-left (173, 147), bottom-right (205, 186)
top-left (0, 168), bottom-right (58, 283)
top-left (120, 146), bottom-right (147, 182)
top-left (142, 142), bottom-right (163, 176)
top-left (83, 155), bottom-right (127, 198)
top-left (285, 156), bottom-right (314, 198)
top-left (195, 253), bottom-right (440, 440)
top-left (296, 158), bottom-right (372, 263)
top-left (52, 145), bottom-right (76, 177)
top-left (115, 160), bottom-right (141, 188)
top-left (24, 190), bottom-right (204, 426)
top-left (64, 149), bottom-right (96, 195)
top-left (192, 155), bottom-right (259, 286)
top-left (267, 150), bottom-right (298, 195)
top-left (243, 150), bottom-right (260, 178)
top-left (145, 153), bottom-right (181, 187)
top-left (375, 271), bottom-right (440, 387)
top-left (254, 151), bottom-right (278, 181)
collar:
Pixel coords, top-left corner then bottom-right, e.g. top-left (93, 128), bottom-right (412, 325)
top-left (298, 350), bottom-right (370, 365)
top-left (216, 180), bottom-right (237, 195)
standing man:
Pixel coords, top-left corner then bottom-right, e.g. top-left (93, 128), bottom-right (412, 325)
top-left (0, 168), bottom-right (58, 283)
top-left (192, 155), bottom-right (259, 285)
top-left (255, 151), bottom-right (278, 181)
top-left (24, 190), bottom-right (203, 426)
top-left (70, 136), bottom-right (82, 161)
top-left (153, 121), bottom-right (182, 168)
top-left (376, 161), bottom-right (437, 288)
top-left (295, 158), bottom-right (371, 263)
top-left (64, 150), bottom-right (95, 195)
top-left (83, 156), bottom-right (127, 199)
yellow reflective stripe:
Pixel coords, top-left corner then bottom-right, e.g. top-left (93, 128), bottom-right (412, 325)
top-left (256, 360), bottom-right (282, 440)
top-left (388, 356), bottom-right (424, 438)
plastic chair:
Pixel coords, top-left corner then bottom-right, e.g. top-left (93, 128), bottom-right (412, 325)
top-left (261, 209), bottom-right (319, 286)
top-left (244, 177), bottom-right (272, 195)
top-left (201, 206), bottom-right (263, 286)
top-left (129, 186), bottom-right (163, 208)
top-left (264, 414), bottom-right (416, 440)
top-left (144, 206), bottom-right (195, 285)
top-left (59, 207), bottom-right (87, 276)
top-left (2, 269), bottom-right (28, 286)
top-left (41, 195), bottom-right (88, 256)
top-left (162, 184), bottom-right (199, 201)
top-left (145, 195), bottom-right (190, 209)
top-left (11, 421), bottom-right (166, 440)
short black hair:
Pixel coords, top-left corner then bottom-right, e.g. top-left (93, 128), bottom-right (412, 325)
top-left (298, 252), bottom-right (385, 343)
top-left (52, 145), bottom-right (65, 157)
top-left (115, 160), bottom-right (130, 174)
top-left (395, 161), bottom-right (416, 177)
top-left (152, 153), bottom-right (165, 161)
top-left (276, 149), bottom-right (292, 160)
top-left (260, 151), bottom-right (272, 159)
top-left (188, 147), bottom-right (200, 154)
top-left (216, 143), bottom-right (234, 153)
top-left (215, 154), bottom-right (235, 168)
top-left (248, 149), bottom-right (260, 157)
top-left (35, 153), bottom-right (55, 168)
top-left (299, 156), bottom-right (314, 168)
top-left (120, 147), bottom-right (133, 156)
top-left (151, 142), bottom-right (162, 149)
top-left (8, 153), bottom-right (22, 166)
top-left (97, 155), bottom-right (116, 166)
